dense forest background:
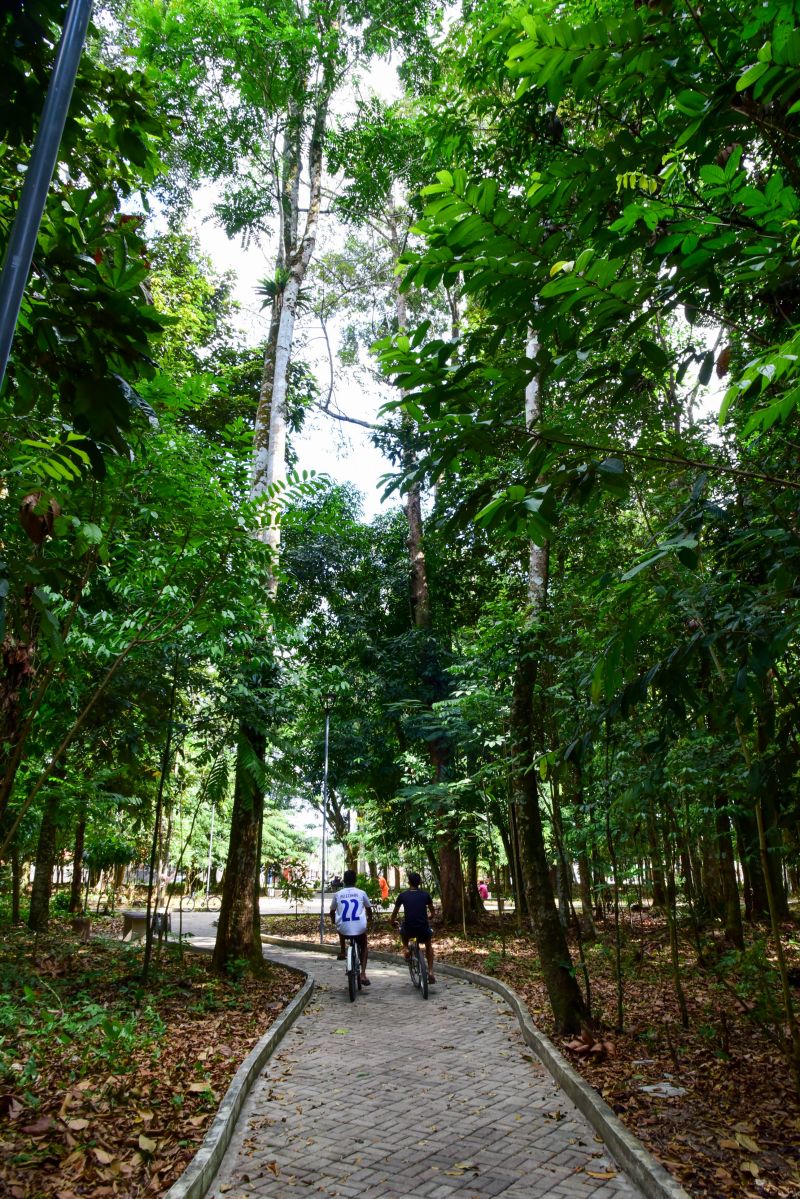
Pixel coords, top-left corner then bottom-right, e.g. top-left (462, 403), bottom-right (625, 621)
top-left (2, 2), bottom-right (800, 1190)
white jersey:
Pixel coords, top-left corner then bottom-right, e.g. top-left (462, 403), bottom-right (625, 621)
top-left (331, 886), bottom-right (370, 936)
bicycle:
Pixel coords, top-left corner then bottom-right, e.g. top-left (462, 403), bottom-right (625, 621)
top-left (406, 933), bottom-right (429, 999)
top-left (344, 934), bottom-right (362, 1002)
top-left (179, 892), bottom-right (221, 912)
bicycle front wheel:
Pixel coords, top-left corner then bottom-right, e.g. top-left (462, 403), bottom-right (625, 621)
top-left (207, 894), bottom-right (222, 911)
top-left (180, 894), bottom-right (195, 912)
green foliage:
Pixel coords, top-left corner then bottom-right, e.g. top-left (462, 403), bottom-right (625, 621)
top-left (356, 873), bottom-right (381, 903)
top-left (0, 984), bottom-right (164, 1085)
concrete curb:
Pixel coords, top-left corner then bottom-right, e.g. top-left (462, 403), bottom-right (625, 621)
top-left (261, 936), bottom-right (690, 1199)
top-left (164, 962), bottom-right (315, 1199)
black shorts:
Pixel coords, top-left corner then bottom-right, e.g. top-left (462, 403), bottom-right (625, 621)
top-left (401, 923), bottom-right (432, 942)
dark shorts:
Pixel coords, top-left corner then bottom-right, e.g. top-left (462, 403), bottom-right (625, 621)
top-left (401, 923), bottom-right (433, 942)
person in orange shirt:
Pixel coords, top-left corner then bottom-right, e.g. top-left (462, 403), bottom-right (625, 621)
top-left (378, 875), bottom-right (390, 901)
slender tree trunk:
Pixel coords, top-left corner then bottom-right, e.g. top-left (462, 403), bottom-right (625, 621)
top-left (11, 840), bottom-right (22, 923)
top-left (390, 211), bottom-right (463, 925)
top-left (665, 841), bottom-right (689, 1029)
top-left (29, 791), bottom-right (60, 932)
top-left (715, 794), bottom-right (743, 948)
top-left (69, 816), bottom-right (86, 913)
top-left (571, 769), bottom-right (597, 938)
top-left (251, 89), bottom-right (330, 578)
top-left (142, 660), bottom-right (179, 984)
top-left (647, 801), bottom-right (667, 908)
top-left (551, 778), bottom-right (571, 929)
top-left (509, 329), bottom-right (587, 1033)
top-left (507, 798), bottom-right (527, 926)
top-left (735, 808), bottom-right (769, 919)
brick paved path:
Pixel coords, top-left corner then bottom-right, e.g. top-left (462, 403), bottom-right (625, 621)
top-left (210, 947), bottom-right (643, 1199)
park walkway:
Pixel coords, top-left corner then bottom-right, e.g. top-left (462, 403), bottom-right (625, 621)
top-left (208, 946), bottom-right (643, 1199)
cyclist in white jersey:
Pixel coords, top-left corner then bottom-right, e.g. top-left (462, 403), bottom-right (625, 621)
top-left (329, 869), bottom-right (373, 986)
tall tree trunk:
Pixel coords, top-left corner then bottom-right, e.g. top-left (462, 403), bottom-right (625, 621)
top-left (223, 88), bottom-right (332, 977)
top-left (391, 211), bottom-right (463, 925)
top-left (29, 791), bottom-right (59, 932)
top-left (511, 329), bottom-right (587, 1034)
top-left (213, 727), bottom-right (266, 973)
top-left (251, 89), bottom-right (329, 579)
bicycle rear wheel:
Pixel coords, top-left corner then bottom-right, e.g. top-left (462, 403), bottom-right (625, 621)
top-left (419, 946), bottom-right (429, 999)
top-left (207, 894), bottom-right (221, 911)
top-left (347, 941), bottom-right (359, 1002)
top-left (408, 941), bottom-right (421, 989)
top-left (180, 894), bottom-right (195, 912)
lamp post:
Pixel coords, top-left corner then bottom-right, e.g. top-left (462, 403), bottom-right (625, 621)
top-left (205, 803), bottom-right (215, 907)
top-left (319, 693), bottom-right (334, 944)
top-left (0, 0), bottom-right (94, 390)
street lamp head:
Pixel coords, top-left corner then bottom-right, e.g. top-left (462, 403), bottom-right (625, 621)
top-left (321, 691), bottom-right (336, 711)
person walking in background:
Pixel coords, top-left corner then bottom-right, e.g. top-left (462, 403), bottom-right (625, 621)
top-left (478, 879), bottom-right (489, 901)
top-left (378, 874), bottom-right (390, 901)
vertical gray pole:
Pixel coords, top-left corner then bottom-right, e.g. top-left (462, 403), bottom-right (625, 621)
top-left (319, 708), bottom-right (330, 943)
top-left (205, 804), bottom-right (215, 904)
top-left (0, 0), bottom-right (94, 390)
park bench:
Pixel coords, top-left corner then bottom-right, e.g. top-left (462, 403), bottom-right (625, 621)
top-left (121, 909), bottom-right (171, 942)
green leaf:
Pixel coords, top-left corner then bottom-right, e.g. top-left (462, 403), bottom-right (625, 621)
top-left (736, 61), bottom-right (770, 91)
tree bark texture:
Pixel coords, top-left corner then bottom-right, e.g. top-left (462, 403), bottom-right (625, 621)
top-left (511, 639), bottom-right (588, 1033)
top-left (213, 727), bottom-right (266, 973)
top-left (251, 88), bottom-right (330, 582)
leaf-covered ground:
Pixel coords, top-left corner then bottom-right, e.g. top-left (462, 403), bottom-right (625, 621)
top-left (265, 908), bottom-right (800, 1199)
top-left (0, 922), bottom-right (301, 1199)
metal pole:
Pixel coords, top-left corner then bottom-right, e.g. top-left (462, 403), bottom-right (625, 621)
top-left (205, 804), bottom-right (215, 904)
top-left (319, 707), bottom-right (330, 944)
top-left (0, 0), bottom-right (94, 391)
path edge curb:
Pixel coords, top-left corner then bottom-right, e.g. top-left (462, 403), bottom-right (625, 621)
top-left (164, 962), bottom-right (314, 1199)
top-left (261, 935), bottom-right (690, 1199)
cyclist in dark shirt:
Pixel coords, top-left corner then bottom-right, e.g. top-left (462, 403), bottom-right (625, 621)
top-left (391, 872), bottom-right (436, 984)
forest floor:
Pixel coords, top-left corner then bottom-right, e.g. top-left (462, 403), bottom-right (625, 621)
top-left (0, 918), bottom-right (301, 1199)
top-left (266, 907), bottom-right (800, 1199)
